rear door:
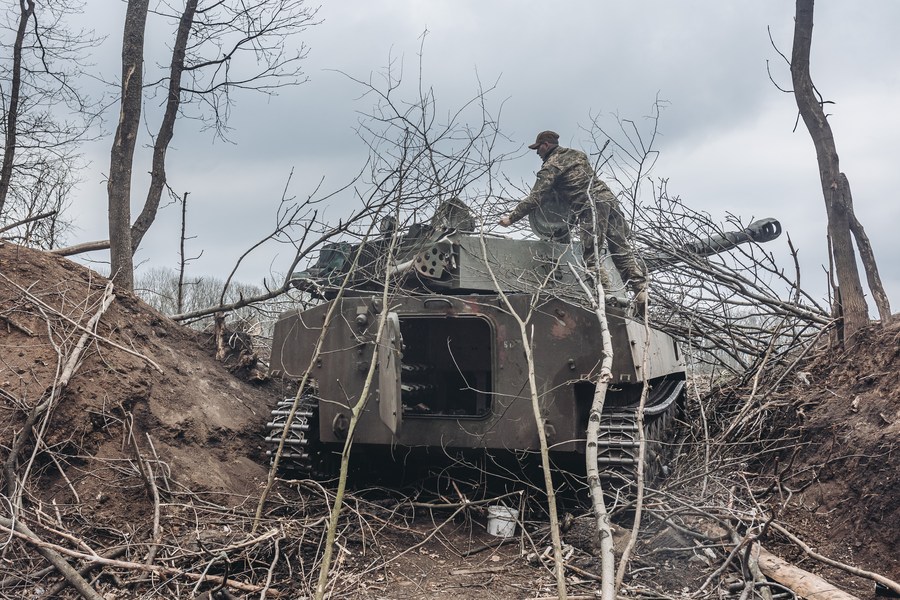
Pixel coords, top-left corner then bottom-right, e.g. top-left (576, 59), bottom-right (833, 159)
top-left (378, 312), bottom-right (403, 435)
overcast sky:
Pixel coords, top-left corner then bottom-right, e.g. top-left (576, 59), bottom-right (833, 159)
top-left (70, 1), bottom-right (900, 308)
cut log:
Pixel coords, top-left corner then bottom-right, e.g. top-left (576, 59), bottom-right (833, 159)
top-left (757, 546), bottom-right (859, 600)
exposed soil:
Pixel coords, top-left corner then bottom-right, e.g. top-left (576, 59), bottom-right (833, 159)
top-left (767, 319), bottom-right (900, 594)
top-left (0, 240), bottom-right (896, 599)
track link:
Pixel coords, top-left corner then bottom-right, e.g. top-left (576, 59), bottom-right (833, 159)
top-left (597, 379), bottom-right (684, 484)
top-left (266, 382), bottom-right (684, 485)
top-left (265, 395), bottom-right (335, 478)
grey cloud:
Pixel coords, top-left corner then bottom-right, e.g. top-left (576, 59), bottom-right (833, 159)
top-left (59, 1), bottom-right (900, 308)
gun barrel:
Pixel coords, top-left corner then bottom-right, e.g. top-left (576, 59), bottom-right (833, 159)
top-left (644, 218), bottom-right (782, 272)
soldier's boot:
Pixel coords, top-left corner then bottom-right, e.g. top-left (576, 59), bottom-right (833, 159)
top-left (629, 278), bottom-right (649, 318)
top-left (632, 288), bottom-right (648, 318)
top-left (585, 264), bottom-right (612, 297)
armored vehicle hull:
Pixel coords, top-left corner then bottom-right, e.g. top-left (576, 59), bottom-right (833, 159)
top-left (268, 221), bottom-right (748, 488)
top-left (266, 216), bottom-right (780, 485)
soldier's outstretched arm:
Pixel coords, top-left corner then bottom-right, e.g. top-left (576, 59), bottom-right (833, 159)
top-left (505, 163), bottom-right (561, 225)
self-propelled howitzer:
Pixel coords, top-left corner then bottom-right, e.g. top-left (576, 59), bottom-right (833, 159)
top-left (266, 210), bottom-right (782, 485)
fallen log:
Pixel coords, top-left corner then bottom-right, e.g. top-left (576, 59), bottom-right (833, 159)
top-left (50, 239), bottom-right (110, 256)
top-left (757, 545), bottom-right (858, 600)
top-left (770, 521), bottom-right (900, 596)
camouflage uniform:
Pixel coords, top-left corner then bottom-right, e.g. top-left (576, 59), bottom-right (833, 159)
top-left (507, 146), bottom-right (646, 290)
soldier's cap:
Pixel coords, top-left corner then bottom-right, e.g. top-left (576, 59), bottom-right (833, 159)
top-left (528, 130), bottom-right (559, 149)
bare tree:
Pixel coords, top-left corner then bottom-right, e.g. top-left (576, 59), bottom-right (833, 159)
top-left (0, 0), bottom-right (101, 247)
top-left (107, 0), bottom-right (319, 291)
top-left (584, 106), bottom-right (830, 381)
top-left (0, 0), bottom-right (34, 218)
top-left (107, 0), bottom-right (148, 291)
top-left (789, 0), bottom-right (892, 338)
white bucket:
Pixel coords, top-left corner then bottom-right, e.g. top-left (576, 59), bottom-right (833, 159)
top-left (486, 505), bottom-right (519, 538)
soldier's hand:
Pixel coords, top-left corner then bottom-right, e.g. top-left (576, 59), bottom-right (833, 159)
top-left (499, 215), bottom-right (512, 227)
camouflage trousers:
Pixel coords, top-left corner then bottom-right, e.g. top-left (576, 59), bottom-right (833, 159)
top-left (574, 199), bottom-right (646, 292)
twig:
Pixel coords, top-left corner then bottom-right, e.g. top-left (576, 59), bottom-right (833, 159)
top-left (0, 546), bottom-right (126, 588)
top-left (183, 528), bottom-right (283, 557)
top-left (0, 516), bottom-right (104, 600)
top-left (0, 211), bottom-right (58, 234)
top-left (50, 239), bottom-right (111, 256)
top-left (42, 546), bottom-right (128, 599)
top-left (461, 538), bottom-right (506, 556)
top-left (449, 565), bottom-right (511, 576)
top-left (193, 552), bottom-right (229, 596)
top-left (254, 224), bottom-right (376, 532)
top-left (563, 560), bottom-right (603, 582)
top-left (314, 219), bottom-right (403, 600)
top-left (723, 319), bottom-right (784, 438)
top-left (1, 545), bottom-right (130, 596)
top-left (0, 313), bottom-right (34, 335)
top-left (259, 535), bottom-right (282, 600)
top-left (481, 231), bottom-right (569, 599)
top-left (0, 273), bottom-right (162, 373)
top-left (0, 517), bottom-right (282, 600)
top-left (768, 323), bottom-right (829, 393)
top-left (40, 440), bottom-right (81, 503)
top-left (698, 530), bottom-right (752, 592)
top-left (134, 431), bottom-right (161, 566)
top-left (746, 543), bottom-right (774, 600)
top-left (0, 517), bottom-right (282, 596)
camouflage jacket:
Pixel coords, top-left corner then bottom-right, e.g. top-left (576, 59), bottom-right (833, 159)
top-left (508, 146), bottom-right (616, 224)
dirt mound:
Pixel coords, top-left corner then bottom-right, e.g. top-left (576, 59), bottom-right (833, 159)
top-left (776, 319), bottom-right (900, 581)
top-left (0, 241), bottom-right (275, 516)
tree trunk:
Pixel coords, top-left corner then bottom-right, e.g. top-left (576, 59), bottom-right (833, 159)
top-left (107, 0), bottom-right (149, 291)
top-left (582, 276), bottom-right (616, 600)
top-left (838, 174), bottom-right (892, 323)
top-left (131, 0), bottom-right (197, 252)
top-left (790, 0), bottom-right (869, 338)
top-left (0, 0), bottom-right (35, 218)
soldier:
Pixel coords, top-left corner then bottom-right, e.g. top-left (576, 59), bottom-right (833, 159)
top-left (431, 196), bottom-right (476, 232)
top-left (498, 130), bottom-right (647, 311)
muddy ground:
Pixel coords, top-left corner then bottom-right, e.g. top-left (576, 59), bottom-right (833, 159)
top-left (0, 241), bottom-right (896, 599)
